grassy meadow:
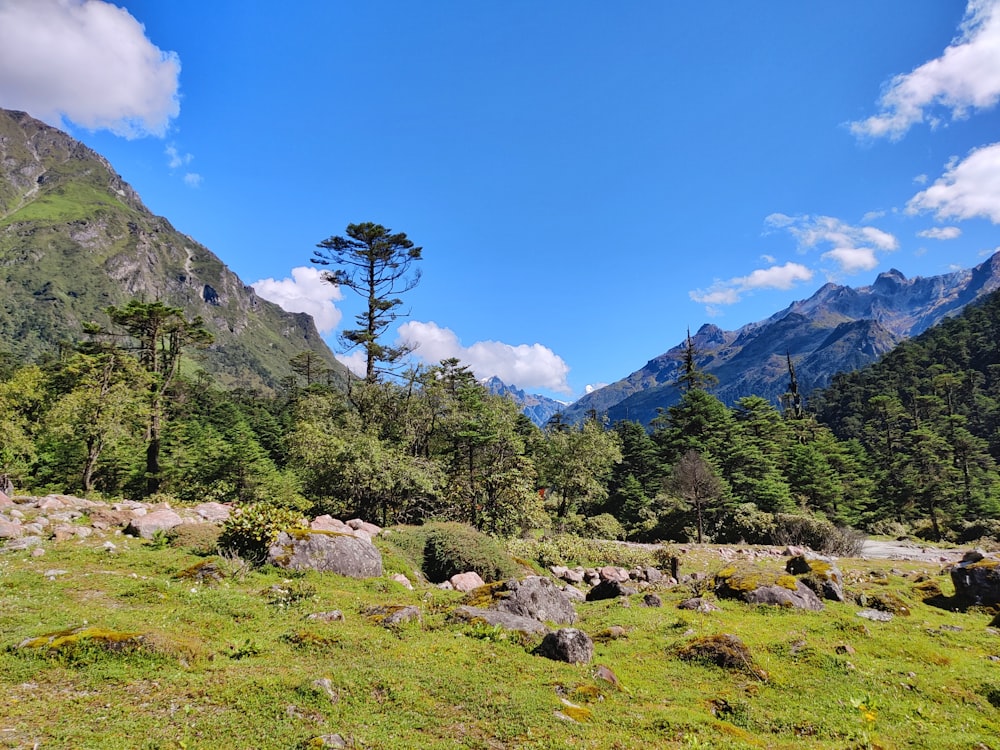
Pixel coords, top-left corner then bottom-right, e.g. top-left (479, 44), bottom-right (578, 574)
top-left (2, 534), bottom-right (999, 749)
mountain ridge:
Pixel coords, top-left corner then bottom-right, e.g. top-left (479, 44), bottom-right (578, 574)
top-left (561, 254), bottom-right (1000, 427)
top-left (0, 108), bottom-right (345, 391)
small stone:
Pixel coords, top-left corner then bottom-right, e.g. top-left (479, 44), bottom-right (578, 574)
top-left (307, 610), bottom-right (345, 623)
top-left (30, 547), bottom-right (45, 557)
top-left (835, 644), bottom-right (856, 655)
top-left (641, 593), bottom-right (663, 608)
top-left (857, 609), bottom-right (893, 622)
top-left (449, 571), bottom-right (486, 592)
top-left (390, 573), bottom-right (413, 590)
top-left (535, 628), bottom-right (594, 664)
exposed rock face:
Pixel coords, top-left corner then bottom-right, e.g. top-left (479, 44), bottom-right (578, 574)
top-left (0, 107), bottom-right (346, 391)
top-left (268, 531), bottom-right (383, 579)
top-left (562, 254), bottom-right (1000, 423)
top-left (950, 552), bottom-right (1000, 605)
top-left (534, 628), bottom-right (594, 664)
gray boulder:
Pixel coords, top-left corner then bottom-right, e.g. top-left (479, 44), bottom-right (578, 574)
top-left (488, 576), bottom-right (577, 625)
top-left (124, 509), bottom-right (183, 539)
top-left (950, 552), bottom-right (1000, 605)
top-left (586, 579), bottom-right (638, 601)
top-left (269, 530), bottom-right (383, 578)
top-left (742, 581), bottom-right (824, 611)
top-left (534, 628), bottom-right (594, 664)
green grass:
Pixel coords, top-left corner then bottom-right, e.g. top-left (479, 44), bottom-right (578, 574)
top-left (0, 181), bottom-right (129, 225)
top-left (2, 541), bottom-right (999, 749)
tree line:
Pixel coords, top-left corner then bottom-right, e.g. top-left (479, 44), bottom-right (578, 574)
top-left (2, 221), bottom-right (999, 544)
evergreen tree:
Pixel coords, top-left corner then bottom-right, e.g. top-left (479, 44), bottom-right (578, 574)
top-left (313, 222), bottom-right (422, 383)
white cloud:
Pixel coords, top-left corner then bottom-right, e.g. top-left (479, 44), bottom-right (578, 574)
top-left (907, 142), bottom-right (1000, 223)
top-left (584, 383), bottom-right (608, 394)
top-left (251, 266), bottom-right (343, 334)
top-left (165, 144), bottom-right (191, 169)
top-left (397, 321), bottom-right (572, 394)
top-left (821, 247), bottom-right (879, 273)
top-left (917, 226), bottom-right (962, 240)
top-left (765, 213), bottom-right (899, 274)
top-left (850, 0), bottom-right (1000, 140)
top-left (335, 350), bottom-right (367, 379)
top-left (0, 0), bottom-right (180, 138)
top-left (183, 173), bottom-right (203, 188)
top-left (690, 261), bottom-right (814, 307)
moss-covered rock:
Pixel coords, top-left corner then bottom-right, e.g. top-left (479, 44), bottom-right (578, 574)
top-left (715, 565), bottom-right (824, 611)
top-left (17, 626), bottom-right (145, 655)
top-left (677, 633), bottom-right (767, 680)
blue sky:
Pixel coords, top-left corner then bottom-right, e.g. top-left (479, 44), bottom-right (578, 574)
top-left (2, 1), bottom-right (1000, 400)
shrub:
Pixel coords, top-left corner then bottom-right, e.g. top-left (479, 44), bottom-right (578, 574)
top-left (422, 522), bottom-right (520, 583)
top-left (217, 503), bottom-right (307, 565)
top-left (770, 514), bottom-right (865, 556)
top-left (167, 522), bottom-right (222, 555)
top-left (582, 513), bottom-right (626, 541)
top-left (506, 533), bottom-right (661, 569)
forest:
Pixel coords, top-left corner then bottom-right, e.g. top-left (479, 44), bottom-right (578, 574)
top-left (3, 223), bottom-right (1000, 549)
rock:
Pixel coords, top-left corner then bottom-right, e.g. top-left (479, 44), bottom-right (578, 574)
top-left (677, 633), bottom-right (766, 679)
top-left (786, 554), bottom-right (845, 602)
top-left (309, 734), bottom-right (349, 748)
top-left (477, 576), bottom-right (577, 625)
top-left (450, 606), bottom-right (548, 635)
top-left (363, 604), bottom-right (421, 627)
top-left (194, 502), bottom-right (231, 522)
top-left (679, 597), bottom-right (720, 613)
top-left (312, 678), bottom-right (340, 704)
top-left (346, 518), bottom-right (381, 538)
top-left (586, 579), bottom-right (638, 602)
top-left (390, 573), bottom-right (414, 590)
top-left (269, 530), bottom-right (383, 578)
top-left (0, 519), bottom-right (22, 539)
top-left (124, 509), bottom-right (183, 539)
top-left (599, 565), bottom-right (630, 583)
top-left (836, 644), bottom-right (856, 655)
top-left (560, 585), bottom-right (586, 603)
top-left (951, 553), bottom-right (1000, 606)
top-left (641, 593), bottom-right (663, 608)
top-left (857, 609), bottom-right (893, 622)
top-left (643, 567), bottom-right (664, 584)
top-left (3, 536), bottom-right (43, 551)
top-left (307, 610), bottom-right (345, 623)
top-left (593, 664), bottom-right (621, 689)
top-left (0, 489), bottom-right (11, 507)
top-left (450, 571), bottom-right (486, 592)
top-left (715, 565), bottom-right (824, 611)
top-left (87, 507), bottom-right (132, 530)
top-left (534, 628), bottom-right (594, 664)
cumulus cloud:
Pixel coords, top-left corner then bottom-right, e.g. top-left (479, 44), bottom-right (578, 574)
top-left (584, 383), bottom-right (608, 394)
top-left (765, 213), bottom-right (899, 274)
top-left (850, 0), bottom-right (1000, 140)
top-left (397, 321), bottom-right (572, 394)
top-left (917, 226), bottom-right (962, 240)
top-left (335, 350), bottom-right (367, 379)
top-left (251, 266), bottom-right (343, 334)
top-left (690, 261), bottom-right (814, 307)
top-left (907, 142), bottom-right (1000, 223)
top-left (0, 0), bottom-right (180, 138)
top-left (183, 173), bottom-right (202, 188)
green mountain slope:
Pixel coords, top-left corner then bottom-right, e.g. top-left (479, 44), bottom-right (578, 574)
top-left (0, 109), bottom-right (346, 390)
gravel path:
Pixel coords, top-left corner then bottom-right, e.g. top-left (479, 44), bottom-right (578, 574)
top-left (860, 539), bottom-right (965, 563)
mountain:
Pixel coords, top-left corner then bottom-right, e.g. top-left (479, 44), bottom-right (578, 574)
top-left (562, 255), bottom-right (1000, 427)
top-left (482, 376), bottom-right (566, 427)
top-left (0, 109), bottom-right (345, 390)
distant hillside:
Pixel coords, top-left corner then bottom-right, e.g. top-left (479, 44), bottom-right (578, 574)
top-left (482, 376), bottom-right (565, 427)
top-left (0, 109), bottom-right (345, 390)
top-left (562, 256), bottom-right (1000, 427)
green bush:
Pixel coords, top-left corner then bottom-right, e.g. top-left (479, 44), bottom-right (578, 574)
top-left (506, 533), bottom-right (661, 569)
top-left (217, 504), bottom-right (307, 565)
top-left (582, 513), bottom-right (626, 541)
top-left (167, 522), bottom-right (222, 556)
top-left (771, 513), bottom-right (865, 556)
top-left (422, 522), bottom-right (520, 583)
